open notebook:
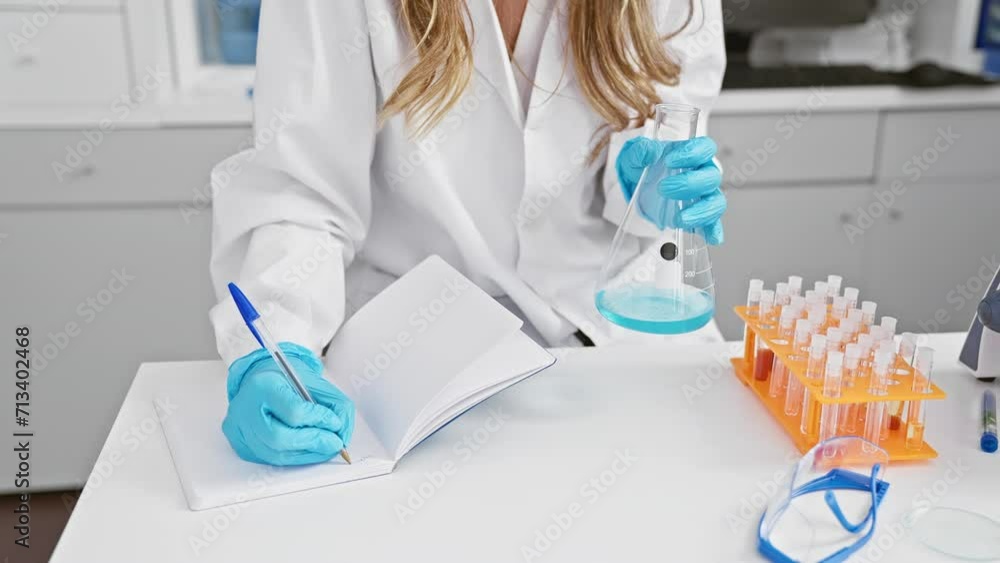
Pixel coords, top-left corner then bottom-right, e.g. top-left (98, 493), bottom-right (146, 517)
top-left (156, 256), bottom-right (556, 510)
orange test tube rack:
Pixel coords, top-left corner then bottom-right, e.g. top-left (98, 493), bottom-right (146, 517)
top-left (731, 305), bottom-right (946, 461)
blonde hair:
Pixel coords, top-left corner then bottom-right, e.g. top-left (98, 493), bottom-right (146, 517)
top-left (379, 0), bottom-right (694, 158)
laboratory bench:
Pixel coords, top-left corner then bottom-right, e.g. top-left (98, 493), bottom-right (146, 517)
top-left (4, 82), bottom-right (1000, 493)
top-left (51, 333), bottom-right (999, 562)
top-left (3, 0), bottom-right (1000, 492)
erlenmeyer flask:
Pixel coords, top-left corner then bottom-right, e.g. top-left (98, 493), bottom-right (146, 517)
top-left (595, 103), bottom-right (716, 334)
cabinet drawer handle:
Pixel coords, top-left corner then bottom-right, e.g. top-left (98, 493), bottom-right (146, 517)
top-left (13, 54), bottom-right (38, 68)
top-left (66, 164), bottom-right (97, 180)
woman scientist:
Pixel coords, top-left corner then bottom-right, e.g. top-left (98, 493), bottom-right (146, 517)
top-left (210, 0), bottom-right (727, 466)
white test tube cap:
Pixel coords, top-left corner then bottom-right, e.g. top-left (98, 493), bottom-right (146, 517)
top-left (810, 334), bottom-right (828, 357)
top-left (862, 301), bottom-right (878, 316)
top-left (760, 289), bottom-right (775, 307)
top-left (857, 333), bottom-right (874, 351)
top-left (869, 326), bottom-right (885, 342)
top-left (832, 296), bottom-right (848, 313)
top-left (826, 350), bottom-right (844, 372)
top-left (877, 340), bottom-right (895, 357)
top-left (790, 295), bottom-right (806, 310)
top-left (815, 281), bottom-right (829, 295)
top-left (780, 307), bottom-right (797, 327)
top-left (844, 287), bottom-right (860, 302)
top-left (827, 328), bottom-right (844, 344)
top-left (805, 290), bottom-right (819, 304)
top-left (874, 348), bottom-right (894, 370)
top-left (847, 308), bottom-right (864, 323)
top-left (827, 275), bottom-right (843, 291)
top-left (808, 308), bottom-right (826, 326)
top-left (788, 275), bottom-right (803, 291)
top-left (840, 319), bottom-right (859, 335)
top-left (899, 332), bottom-right (918, 355)
top-left (795, 319), bottom-right (812, 340)
top-left (775, 282), bottom-right (789, 299)
top-left (845, 343), bottom-right (862, 362)
top-left (749, 279), bottom-right (764, 291)
top-left (881, 316), bottom-right (898, 335)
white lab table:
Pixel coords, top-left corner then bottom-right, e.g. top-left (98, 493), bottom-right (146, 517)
top-left (52, 333), bottom-right (999, 562)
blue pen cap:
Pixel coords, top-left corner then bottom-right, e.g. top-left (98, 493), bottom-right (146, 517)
top-left (982, 433), bottom-right (999, 453)
top-left (227, 282), bottom-right (265, 348)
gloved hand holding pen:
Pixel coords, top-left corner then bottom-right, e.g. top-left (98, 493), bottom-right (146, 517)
top-left (222, 342), bottom-right (356, 466)
top-left (615, 136), bottom-right (726, 245)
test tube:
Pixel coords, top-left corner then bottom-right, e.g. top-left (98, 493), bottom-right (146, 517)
top-left (857, 333), bottom-right (874, 378)
top-left (844, 287), bottom-right (860, 310)
top-left (775, 282), bottom-right (791, 308)
top-left (792, 319), bottom-right (813, 359)
top-left (831, 296), bottom-right (848, 323)
top-left (805, 290), bottom-right (821, 307)
top-left (742, 280), bottom-right (764, 371)
top-left (905, 347), bottom-right (935, 451)
top-left (788, 275), bottom-right (803, 297)
top-left (840, 318), bottom-right (860, 344)
top-left (840, 344), bottom-right (863, 434)
top-left (898, 332), bottom-right (918, 364)
top-left (861, 301), bottom-right (878, 332)
top-left (869, 326), bottom-right (889, 350)
top-left (814, 281), bottom-right (830, 304)
top-left (789, 295), bottom-right (806, 315)
top-left (843, 344), bottom-right (862, 389)
top-left (767, 309), bottom-right (797, 397)
top-left (759, 290), bottom-right (776, 329)
top-left (783, 321), bottom-right (813, 416)
top-left (897, 332), bottom-right (918, 377)
top-left (881, 316), bottom-right (898, 340)
top-left (819, 351), bottom-right (844, 441)
top-left (826, 328), bottom-right (844, 354)
top-left (801, 335), bottom-right (828, 435)
top-left (806, 335), bottom-right (828, 381)
top-left (808, 305), bottom-right (827, 333)
top-left (753, 290), bottom-right (777, 382)
top-left (827, 275), bottom-right (843, 300)
top-left (864, 349), bottom-right (894, 445)
top-left (847, 308), bottom-right (864, 326)
top-left (878, 340), bottom-right (906, 437)
top-left (754, 338), bottom-right (774, 382)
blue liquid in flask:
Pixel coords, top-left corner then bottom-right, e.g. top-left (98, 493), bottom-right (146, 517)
top-left (596, 285), bottom-right (714, 334)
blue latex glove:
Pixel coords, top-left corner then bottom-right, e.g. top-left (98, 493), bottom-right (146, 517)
top-left (615, 136), bottom-right (726, 245)
top-left (222, 342), bottom-right (355, 466)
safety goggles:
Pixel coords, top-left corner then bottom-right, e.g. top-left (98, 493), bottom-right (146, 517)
top-left (758, 437), bottom-right (890, 563)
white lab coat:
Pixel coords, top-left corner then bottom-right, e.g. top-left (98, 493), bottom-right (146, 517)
top-left (209, 0), bottom-right (727, 365)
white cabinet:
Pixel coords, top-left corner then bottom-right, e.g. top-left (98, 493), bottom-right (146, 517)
top-left (0, 128), bottom-right (250, 205)
top-left (1, 208), bottom-right (216, 489)
top-left (712, 112), bottom-right (879, 187)
top-left (878, 109), bottom-right (1000, 180)
top-left (0, 127), bottom-right (249, 491)
top-left (711, 185), bottom-right (871, 339)
top-left (860, 180), bottom-right (1000, 334)
top-left (0, 11), bottom-right (130, 105)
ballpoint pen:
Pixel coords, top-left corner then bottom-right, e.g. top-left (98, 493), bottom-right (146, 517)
top-left (982, 389), bottom-right (998, 454)
top-left (228, 282), bottom-right (352, 464)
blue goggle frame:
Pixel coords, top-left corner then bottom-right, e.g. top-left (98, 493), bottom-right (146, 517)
top-left (758, 463), bottom-right (890, 563)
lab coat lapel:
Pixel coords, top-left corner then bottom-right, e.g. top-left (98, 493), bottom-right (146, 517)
top-left (467, 0), bottom-right (523, 127)
top-left (525, 1), bottom-right (565, 128)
